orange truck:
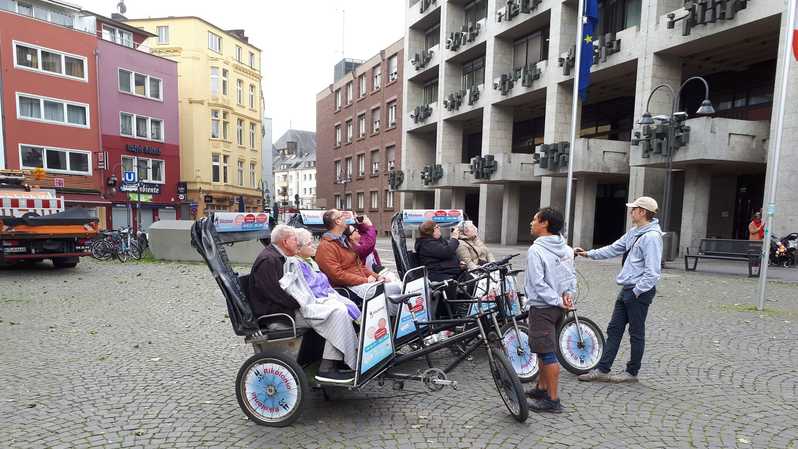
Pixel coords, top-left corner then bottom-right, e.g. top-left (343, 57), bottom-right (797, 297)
top-left (0, 170), bottom-right (98, 268)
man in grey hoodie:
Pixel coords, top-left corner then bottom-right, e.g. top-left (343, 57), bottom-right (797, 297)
top-left (575, 196), bottom-right (663, 383)
top-left (524, 207), bottom-right (576, 413)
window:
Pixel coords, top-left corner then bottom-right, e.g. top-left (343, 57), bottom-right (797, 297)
top-left (210, 67), bottom-right (220, 95)
top-left (102, 25), bottom-right (133, 47)
top-left (345, 193), bottom-right (352, 210)
top-left (237, 119), bottom-right (244, 145)
top-left (346, 120), bottom-right (353, 143)
top-left (223, 155), bottom-right (229, 183)
top-left (345, 157), bottom-right (353, 177)
top-left (157, 26), bottom-right (169, 44)
top-left (512, 28), bottom-right (549, 73)
top-left (222, 112), bottom-right (230, 140)
top-left (425, 25), bottom-right (440, 51)
top-left (236, 79), bottom-right (243, 105)
top-left (335, 125), bottom-right (342, 146)
top-left (464, 0), bottom-right (488, 25)
top-left (388, 102), bottom-right (397, 127)
top-left (210, 110), bottom-right (220, 138)
top-left (249, 51), bottom-right (256, 68)
top-left (356, 192), bottom-right (365, 210)
top-left (388, 55), bottom-right (398, 82)
top-left (222, 69), bottom-right (229, 95)
top-left (208, 32), bottom-right (222, 53)
top-left (20, 145), bottom-right (91, 175)
top-left (462, 55), bottom-right (485, 90)
top-left (249, 84), bottom-right (256, 108)
top-left (358, 114), bottom-right (366, 138)
top-left (235, 45), bottom-right (242, 62)
top-left (14, 42), bottom-right (87, 81)
top-left (334, 160), bottom-right (342, 180)
top-left (250, 162), bottom-right (257, 188)
top-left (237, 160), bottom-right (244, 186)
top-left (371, 150), bottom-right (380, 175)
top-left (386, 145), bottom-right (396, 170)
top-left (249, 122), bottom-right (256, 148)
top-left (335, 194), bottom-right (341, 209)
top-left (121, 155), bottom-right (165, 183)
top-left (120, 112), bottom-right (164, 142)
top-left (359, 75), bottom-right (367, 97)
top-left (373, 65), bottom-right (382, 90)
top-left (16, 93), bottom-right (89, 128)
top-left (212, 153), bottom-right (221, 182)
top-left (372, 108), bottom-right (381, 133)
top-left (357, 154), bottom-right (366, 176)
top-left (346, 82), bottom-right (353, 104)
top-left (385, 190), bottom-right (394, 208)
top-left (423, 80), bottom-right (438, 104)
top-left (335, 89), bottom-right (342, 110)
top-left (119, 68), bottom-right (162, 100)
top-left (370, 191), bottom-right (379, 209)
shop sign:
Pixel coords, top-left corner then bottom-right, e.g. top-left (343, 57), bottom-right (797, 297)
top-left (177, 182), bottom-right (187, 195)
top-left (126, 144), bottom-right (161, 155)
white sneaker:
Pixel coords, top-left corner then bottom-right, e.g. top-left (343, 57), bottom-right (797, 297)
top-left (577, 369), bottom-right (611, 382)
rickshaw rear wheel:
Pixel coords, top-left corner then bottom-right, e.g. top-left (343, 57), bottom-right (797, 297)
top-left (236, 351), bottom-right (309, 427)
top-left (499, 323), bottom-right (539, 383)
top-left (487, 346), bottom-right (529, 423)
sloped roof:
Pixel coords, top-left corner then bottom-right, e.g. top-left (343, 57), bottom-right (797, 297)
top-left (273, 129), bottom-right (316, 171)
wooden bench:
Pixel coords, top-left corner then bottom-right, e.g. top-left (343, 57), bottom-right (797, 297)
top-left (684, 239), bottom-right (763, 277)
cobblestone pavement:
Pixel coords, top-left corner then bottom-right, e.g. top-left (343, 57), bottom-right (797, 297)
top-left (1, 255), bottom-right (797, 449)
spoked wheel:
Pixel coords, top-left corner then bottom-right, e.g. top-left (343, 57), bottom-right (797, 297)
top-left (129, 241), bottom-right (143, 260)
top-left (91, 241), bottom-right (113, 261)
top-left (556, 315), bottom-right (605, 375)
top-left (487, 346), bottom-right (529, 423)
top-left (500, 323), bottom-right (538, 383)
top-left (236, 352), bottom-right (309, 427)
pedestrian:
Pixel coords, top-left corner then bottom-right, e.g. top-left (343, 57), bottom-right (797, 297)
top-left (748, 211), bottom-right (764, 241)
top-left (524, 207), bottom-right (576, 413)
top-left (574, 196), bottom-right (663, 383)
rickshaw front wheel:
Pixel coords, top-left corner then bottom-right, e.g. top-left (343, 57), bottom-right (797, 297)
top-left (236, 351), bottom-right (309, 427)
top-left (487, 346), bottom-right (529, 423)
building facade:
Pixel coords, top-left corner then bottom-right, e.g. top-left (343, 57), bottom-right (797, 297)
top-left (399, 0), bottom-right (796, 252)
top-left (123, 16), bottom-right (264, 217)
top-left (272, 130), bottom-right (317, 210)
top-left (316, 39), bottom-right (404, 235)
top-left (0, 1), bottom-right (105, 221)
top-left (261, 116), bottom-right (273, 205)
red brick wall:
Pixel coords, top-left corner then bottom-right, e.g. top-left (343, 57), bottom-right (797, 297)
top-left (317, 47), bottom-right (404, 236)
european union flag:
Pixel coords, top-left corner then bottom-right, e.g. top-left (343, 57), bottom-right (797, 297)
top-left (578, 0), bottom-right (599, 102)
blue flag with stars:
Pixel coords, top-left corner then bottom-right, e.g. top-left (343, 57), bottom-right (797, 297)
top-left (578, 0), bottom-right (599, 102)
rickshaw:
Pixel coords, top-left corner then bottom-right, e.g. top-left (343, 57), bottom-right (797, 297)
top-left (389, 209), bottom-right (606, 378)
top-left (190, 213), bottom-right (530, 427)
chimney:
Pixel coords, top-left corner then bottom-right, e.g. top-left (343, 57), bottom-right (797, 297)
top-left (111, 13), bottom-right (127, 20)
top-left (226, 29), bottom-right (248, 43)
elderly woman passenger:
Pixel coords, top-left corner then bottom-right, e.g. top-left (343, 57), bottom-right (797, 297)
top-left (456, 222), bottom-right (495, 271)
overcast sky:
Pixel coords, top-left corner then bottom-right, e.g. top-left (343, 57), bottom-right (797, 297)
top-left (79, 0), bottom-right (406, 143)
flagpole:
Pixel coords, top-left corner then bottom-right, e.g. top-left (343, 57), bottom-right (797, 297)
top-left (564, 0), bottom-right (585, 240)
top-left (756, 0), bottom-right (796, 311)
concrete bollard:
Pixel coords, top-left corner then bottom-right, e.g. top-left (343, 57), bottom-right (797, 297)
top-left (148, 220), bottom-right (264, 264)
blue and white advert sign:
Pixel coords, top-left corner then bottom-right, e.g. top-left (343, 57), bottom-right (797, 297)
top-left (213, 212), bottom-right (270, 233)
top-left (402, 209), bottom-right (464, 226)
top-left (300, 210), bottom-right (355, 225)
top-left (395, 277), bottom-right (429, 340)
top-left (359, 293), bottom-right (394, 374)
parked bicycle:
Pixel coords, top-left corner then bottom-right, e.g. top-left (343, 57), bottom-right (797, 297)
top-left (90, 227), bottom-right (142, 262)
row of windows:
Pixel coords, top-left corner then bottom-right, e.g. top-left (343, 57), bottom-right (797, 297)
top-left (120, 112), bottom-right (164, 142)
top-left (122, 155), bottom-right (165, 184)
top-left (21, 148), bottom-right (169, 182)
top-left (210, 110), bottom-right (258, 148)
top-left (13, 41), bottom-right (86, 81)
top-left (210, 67), bottom-right (258, 108)
top-left (16, 92), bottom-right (88, 128)
top-left (211, 154), bottom-right (259, 187)
top-left (207, 31), bottom-right (258, 69)
top-left (334, 102), bottom-right (398, 146)
top-left (119, 68), bottom-right (162, 101)
top-left (334, 191), bottom-right (395, 210)
top-left (334, 146), bottom-right (396, 180)
top-left (334, 54), bottom-right (399, 110)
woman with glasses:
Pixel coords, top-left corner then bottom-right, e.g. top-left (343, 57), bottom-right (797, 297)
top-left (414, 220), bottom-right (464, 282)
top-left (345, 216), bottom-right (399, 283)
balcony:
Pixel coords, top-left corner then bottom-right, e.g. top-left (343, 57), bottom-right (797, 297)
top-left (406, 103), bottom-right (439, 133)
top-left (491, 60), bottom-right (548, 103)
top-left (408, 45), bottom-right (441, 82)
top-left (469, 153), bottom-right (539, 183)
top-left (630, 117), bottom-right (769, 169)
top-left (494, 0), bottom-right (552, 41)
top-left (445, 18), bottom-right (487, 59)
top-left (533, 138), bottom-right (630, 177)
top-left (441, 84), bottom-right (484, 120)
top-left (408, 0), bottom-right (441, 31)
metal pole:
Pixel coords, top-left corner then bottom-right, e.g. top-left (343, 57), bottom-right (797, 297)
top-left (563, 0), bottom-right (586, 240)
top-left (661, 95), bottom-right (678, 234)
top-left (757, 0), bottom-right (796, 311)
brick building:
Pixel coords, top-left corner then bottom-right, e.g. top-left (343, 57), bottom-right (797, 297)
top-left (316, 38), bottom-right (404, 236)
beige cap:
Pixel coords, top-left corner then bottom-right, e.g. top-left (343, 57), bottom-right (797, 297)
top-left (626, 196), bottom-right (659, 213)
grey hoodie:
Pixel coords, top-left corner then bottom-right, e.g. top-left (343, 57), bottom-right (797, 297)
top-left (587, 219), bottom-right (663, 297)
top-left (524, 235), bottom-right (577, 308)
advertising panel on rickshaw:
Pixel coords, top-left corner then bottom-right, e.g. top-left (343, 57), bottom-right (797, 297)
top-left (393, 267), bottom-right (431, 345)
top-left (401, 209), bottom-right (463, 227)
top-left (300, 210), bottom-right (356, 226)
top-left (468, 270), bottom-right (522, 317)
top-left (355, 285), bottom-right (396, 385)
top-left (213, 212), bottom-right (270, 233)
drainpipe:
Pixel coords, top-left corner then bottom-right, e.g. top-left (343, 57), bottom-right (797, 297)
top-left (94, 47), bottom-right (108, 227)
top-left (0, 42), bottom-right (6, 169)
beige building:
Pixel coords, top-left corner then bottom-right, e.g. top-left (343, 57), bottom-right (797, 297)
top-left (124, 16), bottom-right (263, 216)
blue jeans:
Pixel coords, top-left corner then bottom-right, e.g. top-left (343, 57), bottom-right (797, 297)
top-left (596, 286), bottom-right (655, 376)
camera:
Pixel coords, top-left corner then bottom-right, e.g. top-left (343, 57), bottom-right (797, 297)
top-left (356, 215), bottom-right (364, 223)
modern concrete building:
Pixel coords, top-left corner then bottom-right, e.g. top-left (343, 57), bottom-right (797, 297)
top-left (316, 39), bottom-right (404, 235)
top-left (398, 0), bottom-right (796, 253)
top-left (272, 129), bottom-right (317, 209)
top-left (123, 16), bottom-right (264, 217)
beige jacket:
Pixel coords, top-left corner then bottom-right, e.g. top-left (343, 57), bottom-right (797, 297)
top-left (456, 236), bottom-right (495, 271)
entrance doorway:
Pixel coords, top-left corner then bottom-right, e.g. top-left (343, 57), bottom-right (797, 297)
top-left (465, 191), bottom-right (480, 228)
top-left (593, 183), bottom-right (627, 246)
top-left (732, 174), bottom-right (765, 240)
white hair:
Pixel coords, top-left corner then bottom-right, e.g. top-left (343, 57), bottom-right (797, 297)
top-left (295, 228), bottom-right (313, 247)
top-left (270, 224), bottom-right (295, 244)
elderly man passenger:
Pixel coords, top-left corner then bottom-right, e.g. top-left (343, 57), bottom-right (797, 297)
top-left (249, 225), bottom-right (357, 384)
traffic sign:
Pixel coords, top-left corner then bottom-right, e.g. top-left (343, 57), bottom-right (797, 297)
top-left (123, 171), bottom-right (137, 183)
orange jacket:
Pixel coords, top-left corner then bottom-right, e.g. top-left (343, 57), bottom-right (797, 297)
top-left (315, 234), bottom-right (375, 287)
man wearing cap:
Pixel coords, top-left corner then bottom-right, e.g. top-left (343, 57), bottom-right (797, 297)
top-left (574, 196), bottom-right (663, 383)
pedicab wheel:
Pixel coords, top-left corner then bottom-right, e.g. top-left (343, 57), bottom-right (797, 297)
top-left (487, 346), bottom-right (529, 423)
top-left (499, 323), bottom-right (538, 383)
top-left (556, 316), bottom-right (605, 375)
top-left (236, 352), bottom-right (309, 427)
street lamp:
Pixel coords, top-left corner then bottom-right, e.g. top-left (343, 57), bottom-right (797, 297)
top-left (638, 76), bottom-right (715, 258)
